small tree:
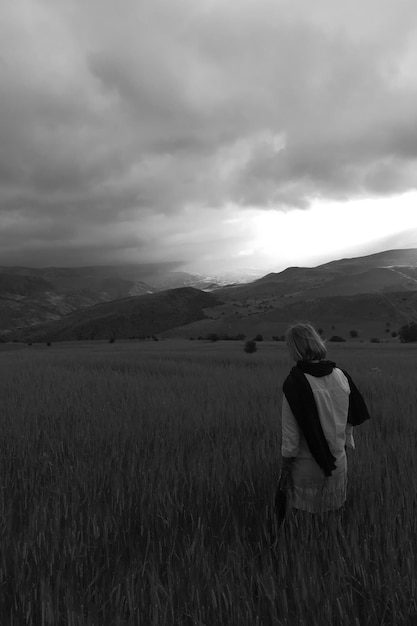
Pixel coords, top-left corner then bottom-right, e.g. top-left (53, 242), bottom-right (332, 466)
top-left (254, 334), bottom-right (263, 342)
top-left (244, 340), bottom-right (257, 354)
top-left (398, 322), bottom-right (417, 343)
top-left (207, 333), bottom-right (219, 342)
top-left (349, 330), bottom-right (358, 338)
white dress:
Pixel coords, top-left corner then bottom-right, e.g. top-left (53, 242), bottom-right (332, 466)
top-left (281, 368), bottom-right (355, 513)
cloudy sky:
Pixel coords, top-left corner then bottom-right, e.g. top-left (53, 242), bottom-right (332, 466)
top-left (1, 0), bottom-right (417, 273)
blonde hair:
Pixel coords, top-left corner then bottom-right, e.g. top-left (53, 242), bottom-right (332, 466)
top-left (285, 321), bottom-right (327, 362)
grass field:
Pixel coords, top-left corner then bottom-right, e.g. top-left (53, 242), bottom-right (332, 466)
top-left (0, 339), bottom-right (416, 625)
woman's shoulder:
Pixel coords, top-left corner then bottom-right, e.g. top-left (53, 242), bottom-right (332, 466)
top-left (331, 367), bottom-right (350, 391)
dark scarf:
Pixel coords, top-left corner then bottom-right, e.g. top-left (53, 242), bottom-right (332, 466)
top-left (339, 369), bottom-right (372, 427)
top-left (283, 360), bottom-right (371, 477)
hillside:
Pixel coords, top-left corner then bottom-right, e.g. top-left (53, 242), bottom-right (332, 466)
top-left (162, 290), bottom-right (417, 341)
top-left (14, 288), bottom-right (220, 342)
top-left (218, 248), bottom-right (417, 301)
top-left (317, 248), bottom-right (417, 273)
top-left (0, 264), bottom-right (236, 334)
top-left (164, 249), bottom-right (417, 341)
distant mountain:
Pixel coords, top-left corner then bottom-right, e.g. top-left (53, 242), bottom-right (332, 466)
top-left (0, 263), bottom-right (267, 334)
top-left (217, 248), bottom-right (417, 301)
top-left (14, 288), bottom-right (220, 342)
top-left (317, 248), bottom-right (417, 273)
top-left (0, 264), bottom-right (190, 298)
top-left (0, 274), bottom-right (55, 297)
top-left (0, 264), bottom-right (217, 334)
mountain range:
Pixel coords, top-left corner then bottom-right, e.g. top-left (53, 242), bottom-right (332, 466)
top-left (2, 248), bottom-right (417, 343)
top-left (0, 264), bottom-right (262, 334)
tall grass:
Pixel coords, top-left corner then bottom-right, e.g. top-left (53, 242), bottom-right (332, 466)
top-left (0, 341), bottom-right (416, 625)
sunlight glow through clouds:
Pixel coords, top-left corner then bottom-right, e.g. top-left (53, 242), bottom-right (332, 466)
top-left (240, 192), bottom-right (417, 270)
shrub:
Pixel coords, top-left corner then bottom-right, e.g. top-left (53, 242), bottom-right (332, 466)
top-left (349, 330), bottom-right (358, 338)
top-left (46, 342), bottom-right (52, 347)
top-left (244, 340), bottom-right (257, 354)
top-left (398, 322), bottom-right (417, 343)
top-left (206, 333), bottom-right (219, 342)
top-left (254, 334), bottom-right (263, 342)
top-left (329, 335), bottom-right (346, 342)
top-left (391, 331), bottom-right (398, 338)
top-left (370, 338), bottom-right (380, 343)
top-left (109, 337), bottom-right (116, 343)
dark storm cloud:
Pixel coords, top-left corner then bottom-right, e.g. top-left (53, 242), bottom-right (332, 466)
top-left (0, 0), bottom-right (417, 266)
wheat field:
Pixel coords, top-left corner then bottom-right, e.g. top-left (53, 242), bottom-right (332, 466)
top-left (0, 340), bottom-right (416, 625)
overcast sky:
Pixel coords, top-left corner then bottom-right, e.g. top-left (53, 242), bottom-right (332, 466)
top-left (1, 0), bottom-right (417, 273)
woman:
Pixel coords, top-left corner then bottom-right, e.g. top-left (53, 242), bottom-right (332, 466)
top-left (277, 322), bottom-right (371, 517)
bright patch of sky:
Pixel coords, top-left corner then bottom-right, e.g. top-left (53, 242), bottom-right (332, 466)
top-left (184, 192), bottom-right (417, 272)
top-left (246, 192), bottom-right (417, 270)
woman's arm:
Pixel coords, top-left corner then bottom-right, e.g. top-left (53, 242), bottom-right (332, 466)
top-left (345, 423), bottom-right (355, 449)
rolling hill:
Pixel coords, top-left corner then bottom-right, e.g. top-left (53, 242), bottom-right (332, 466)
top-left (14, 288), bottom-right (220, 342)
top-left (0, 263), bottom-right (263, 334)
top-left (163, 290), bottom-right (417, 341)
top-left (218, 248), bottom-right (417, 301)
top-left (0, 264), bottom-right (220, 334)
